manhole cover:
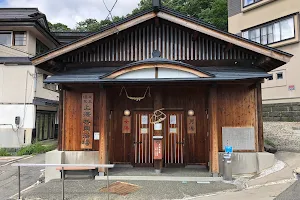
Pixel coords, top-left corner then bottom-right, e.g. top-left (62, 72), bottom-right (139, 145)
top-left (100, 181), bottom-right (141, 195)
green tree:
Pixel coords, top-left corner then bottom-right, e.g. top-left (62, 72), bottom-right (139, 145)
top-left (75, 18), bottom-right (101, 32)
top-left (48, 22), bottom-right (71, 32)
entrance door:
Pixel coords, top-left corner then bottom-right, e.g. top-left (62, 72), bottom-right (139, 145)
top-left (164, 111), bottom-right (185, 166)
top-left (133, 111), bottom-right (154, 166)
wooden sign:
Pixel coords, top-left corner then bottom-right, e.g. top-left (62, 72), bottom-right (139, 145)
top-left (187, 116), bottom-right (196, 134)
top-left (154, 140), bottom-right (162, 160)
top-left (122, 116), bottom-right (131, 134)
top-left (81, 93), bottom-right (94, 149)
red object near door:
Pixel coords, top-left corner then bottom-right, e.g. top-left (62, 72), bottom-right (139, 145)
top-left (154, 140), bottom-right (162, 160)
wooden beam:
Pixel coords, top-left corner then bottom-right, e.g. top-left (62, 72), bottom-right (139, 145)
top-left (58, 84), bottom-right (63, 151)
top-left (99, 88), bottom-right (107, 173)
top-left (209, 85), bottom-right (219, 176)
top-left (32, 12), bottom-right (157, 65)
top-left (157, 12), bottom-right (291, 63)
top-left (256, 83), bottom-right (264, 152)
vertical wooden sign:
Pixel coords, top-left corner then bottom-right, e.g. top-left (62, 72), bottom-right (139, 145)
top-left (81, 93), bottom-right (94, 149)
top-left (154, 140), bottom-right (162, 160)
top-left (187, 116), bottom-right (196, 134)
top-left (122, 116), bottom-right (131, 134)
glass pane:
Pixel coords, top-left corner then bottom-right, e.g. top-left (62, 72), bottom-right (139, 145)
top-left (262, 35), bottom-right (268, 45)
top-left (277, 72), bottom-right (283, 79)
top-left (273, 23), bottom-right (281, 42)
top-left (280, 17), bottom-right (295, 40)
top-left (242, 31), bottom-right (249, 39)
top-left (268, 25), bottom-right (274, 44)
top-left (0, 33), bottom-right (12, 46)
top-left (244, 0), bottom-right (254, 6)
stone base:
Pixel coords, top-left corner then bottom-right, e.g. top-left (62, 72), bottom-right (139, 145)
top-left (45, 150), bottom-right (99, 182)
top-left (218, 152), bottom-right (275, 175)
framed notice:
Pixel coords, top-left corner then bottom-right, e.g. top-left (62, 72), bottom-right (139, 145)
top-left (141, 115), bottom-right (148, 124)
top-left (81, 93), bottom-right (94, 149)
top-left (154, 140), bottom-right (162, 160)
top-left (170, 115), bottom-right (177, 124)
top-left (141, 128), bottom-right (148, 134)
top-left (170, 128), bottom-right (177, 134)
top-left (122, 116), bottom-right (131, 134)
top-left (187, 116), bottom-right (196, 134)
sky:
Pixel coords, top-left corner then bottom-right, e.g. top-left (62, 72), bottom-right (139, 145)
top-left (0, 0), bottom-right (140, 28)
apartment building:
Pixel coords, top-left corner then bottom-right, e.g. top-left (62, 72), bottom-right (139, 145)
top-left (228, 0), bottom-right (300, 121)
top-left (0, 8), bottom-right (60, 148)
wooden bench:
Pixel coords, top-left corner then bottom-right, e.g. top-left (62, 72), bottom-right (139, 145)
top-left (56, 167), bottom-right (97, 179)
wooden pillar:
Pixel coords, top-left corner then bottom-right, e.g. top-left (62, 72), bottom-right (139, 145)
top-left (256, 83), bottom-right (264, 152)
top-left (209, 85), bottom-right (219, 176)
top-left (58, 84), bottom-right (64, 151)
top-left (153, 89), bottom-right (163, 172)
top-left (99, 87), bottom-right (107, 174)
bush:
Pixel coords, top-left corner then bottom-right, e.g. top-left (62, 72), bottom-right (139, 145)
top-left (265, 138), bottom-right (276, 147)
top-left (0, 148), bottom-right (11, 156)
top-left (16, 143), bottom-right (56, 156)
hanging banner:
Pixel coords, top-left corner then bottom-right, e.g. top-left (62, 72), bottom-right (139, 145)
top-left (187, 116), bottom-right (196, 134)
top-left (81, 93), bottom-right (94, 149)
top-left (122, 116), bottom-right (131, 134)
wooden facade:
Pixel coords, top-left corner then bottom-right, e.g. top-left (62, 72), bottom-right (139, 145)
top-left (33, 5), bottom-right (292, 176)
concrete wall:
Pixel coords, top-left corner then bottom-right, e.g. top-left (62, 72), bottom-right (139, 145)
top-left (45, 151), bottom-right (99, 182)
top-left (218, 152), bottom-right (275, 175)
top-left (35, 68), bottom-right (59, 102)
top-left (263, 102), bottom-right (300, 121)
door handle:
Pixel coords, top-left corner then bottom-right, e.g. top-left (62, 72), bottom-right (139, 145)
top-left (134, 142), bottom-right (142, 144)
top-left (176, 142), bottom-right (184, 144)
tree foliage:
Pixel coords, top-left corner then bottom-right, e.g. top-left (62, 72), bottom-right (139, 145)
top-left (48, 0), bottom-right (228, 32)
top-left (48, 22), bottom-right (71, 32)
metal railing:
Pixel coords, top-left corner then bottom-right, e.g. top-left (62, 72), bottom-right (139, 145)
top-left (11, 163), bottom-right (115, 200)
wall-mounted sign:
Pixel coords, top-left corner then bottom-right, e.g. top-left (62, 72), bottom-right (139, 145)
top-left (141, 128), bottom-right (148, 134)
top-left (154, 123), bottom-right (162, 131)
top-left (288, 85), bottom-right (295, 91)
top-left (94, 132), bottom-right (100, 140)
top-left (122, 116), bottom-right (131, 134)
top-left (154, 140), bottom-right (162, 160)
top-left (170, 115), bottom-right (177, 124)
top-left (170, 128), bottom-right (177, 134)
top-left (187, 116), bottom-right (196, 134)
top-left (81, 93), bottom-right (94, 149)
top-left (141, 115), bottom-right (148, 124)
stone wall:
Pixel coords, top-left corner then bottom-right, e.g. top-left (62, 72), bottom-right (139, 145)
top-left (263, 103), bottom-right (300, 122)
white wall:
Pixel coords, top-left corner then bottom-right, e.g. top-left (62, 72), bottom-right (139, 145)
top-left (35, 68), bottom-right (59, 102)
top-left (0, 104), bottom-right (35, 148)
top-left (0, 64), bottom-right (35, 103)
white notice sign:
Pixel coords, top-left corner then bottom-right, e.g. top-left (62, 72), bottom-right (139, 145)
top-left (141, 128), bottom-right (148, 134)
top-left (94, 132), bottom-right (100, 140)
top-left (154, 123), bottom-right (162, 130)
top-left (141, 115), bottom-right (148, 124)
top-left (170, 128), bottom-right (177, 134)
top-left (170, 115), bottom-right (177, 124)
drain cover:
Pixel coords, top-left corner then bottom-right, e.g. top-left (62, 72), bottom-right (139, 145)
top-left (100, 181), bottom-right (141, 195)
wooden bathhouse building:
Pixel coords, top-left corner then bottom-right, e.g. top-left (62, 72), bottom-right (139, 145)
top-left (32, 1), bottom-right (292, 177)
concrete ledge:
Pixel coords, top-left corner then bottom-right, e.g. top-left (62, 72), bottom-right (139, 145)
top-left (95, 176), bottom-right (223, 182)
top-left (218, 152), bottom-right (275, 175)
top-left (45, 150), bottom-right (63, 183)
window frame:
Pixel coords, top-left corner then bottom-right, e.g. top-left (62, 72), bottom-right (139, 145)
top-left (242, 15), bottom-right (296, 45)
top-left (13, 31), bottom-right (27, 46)
top-left (0, 31), bottom-right (13, 46)
top-left (276, 72), bottom-right (283, 80)
top-left (243, 0), bottom-right (262, 8)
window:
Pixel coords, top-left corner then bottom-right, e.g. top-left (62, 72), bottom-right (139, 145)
top-left (277, 72), bottom-right (283, 79)
top-left (36, 39), bottom-right (49, 56)
top-left (13, 32), bottom-right (27, 46)
top-left (244, 0), bottom-right (261, 7)
top-left (242, 16), bottom-right (295, 45)
top-left (0, 32), bottom-right (12, 46)
top-left (267, 75), bottom-right (273, 81)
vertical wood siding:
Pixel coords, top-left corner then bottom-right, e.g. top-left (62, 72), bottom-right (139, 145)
top-left (64, 20), bottom-right (257, 63)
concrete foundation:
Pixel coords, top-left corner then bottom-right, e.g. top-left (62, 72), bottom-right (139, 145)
top-left (45, 150), bottom-right (99, 182)
top-left (218, 152), bottom-right (275, 175)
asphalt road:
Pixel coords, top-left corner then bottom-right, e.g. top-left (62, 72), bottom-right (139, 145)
top-left (0, 154), bottom-right (45, 200)
top-left (275, 180), bottom-right (300, 200)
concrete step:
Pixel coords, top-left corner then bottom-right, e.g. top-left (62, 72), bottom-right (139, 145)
top-left (95, 175), bottom-right (223, 182)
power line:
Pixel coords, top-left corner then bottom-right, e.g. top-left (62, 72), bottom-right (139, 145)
top-left (102, 0), bottom-right (119, 33)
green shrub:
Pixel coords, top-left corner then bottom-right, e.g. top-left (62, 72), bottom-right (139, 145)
top-left (264, 139), bottom-right (276, 147)
top-left (16, 143), bottom-right (56, 156)
top-left (0, 148), bottom-right (11, 156)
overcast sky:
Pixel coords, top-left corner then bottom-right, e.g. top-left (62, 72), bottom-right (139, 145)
top-left (0, 0), bottom-right (140, 28)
